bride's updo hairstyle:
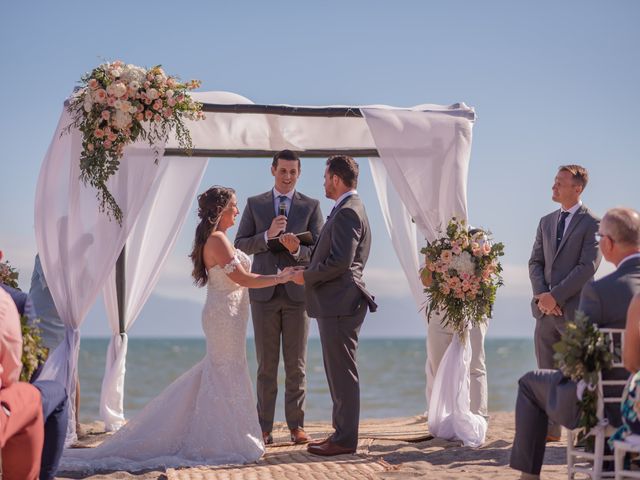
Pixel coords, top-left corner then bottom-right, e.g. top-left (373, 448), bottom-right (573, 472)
top-left (190, 185), bottom-right (236, 287)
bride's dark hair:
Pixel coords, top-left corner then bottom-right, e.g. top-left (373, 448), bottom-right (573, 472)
top-left (190, 186), bottom-right (236, 287)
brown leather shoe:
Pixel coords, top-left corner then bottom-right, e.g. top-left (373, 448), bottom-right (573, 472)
top-left (290, 427), bottom-right (310, 444)
top-left (307, 439), bottom-right (356, 456)
top-left (307, 435), bottom-right (332, 447)
top-left (262, 431), bottom-right (273, 445)
top-left (545, 434), bottom-right (561, 443)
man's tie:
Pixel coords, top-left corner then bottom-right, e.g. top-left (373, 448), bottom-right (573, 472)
top-left (556, 211), bottom-right (570, 248)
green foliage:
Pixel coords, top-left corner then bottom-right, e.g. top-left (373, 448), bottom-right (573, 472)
top-left (553, 311), bottom-right (616, 442)
top-left (20, 316), bottom-right (49, 382)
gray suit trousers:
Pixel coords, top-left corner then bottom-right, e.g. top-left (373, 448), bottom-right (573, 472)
top-left (510, 369), bottom-right (580, 475)
top-left (316, 302), bottom-right (367, 449)
top-left (252, 286), bottom-right (309, 432)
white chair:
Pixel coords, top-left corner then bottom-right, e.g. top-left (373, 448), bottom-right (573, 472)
top-left (614, 434), bottom-right (640, 479)
top-left (567, 328), bottom-right (629, 479)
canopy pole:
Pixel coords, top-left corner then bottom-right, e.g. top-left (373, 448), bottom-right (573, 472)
top-left (163, 148), bottom-right (380, 158)
top-left (116, 245), bottom-right (126, 335)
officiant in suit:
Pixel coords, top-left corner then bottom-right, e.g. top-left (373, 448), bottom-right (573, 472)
top-left (234, 150), bottom-right (323, 445)
top-left (292, 155), bottom-right (377, 456)
top-left (511, 207), bottom-right (640, 479)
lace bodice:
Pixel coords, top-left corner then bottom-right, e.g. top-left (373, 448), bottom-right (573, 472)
top-left (207, 250), bottom-right (252, 291)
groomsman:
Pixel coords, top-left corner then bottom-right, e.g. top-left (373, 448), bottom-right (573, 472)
top-left (529, 165), bottom-right (601, 440)
top-left (511, 207), bottom-right (640, 479)
top-left (235, 150), bottom-right (323, 445)
top-left (529, 166), bottom-right (601, 365)
top-left (292, 155), bottom-right (377, 456)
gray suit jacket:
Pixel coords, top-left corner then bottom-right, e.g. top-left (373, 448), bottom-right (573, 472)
top-left (580, 256), bottom-right (640, 425)
top-left (234, 190), bottom-right (324, 303)
top-left (529, 205), bottom-right (601, 320)
top-left (303, 194), bottom-right (377, 318)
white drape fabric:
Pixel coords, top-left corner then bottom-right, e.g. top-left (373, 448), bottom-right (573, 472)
top-left (368, 158), bottom-right (424, 306)
top-left (362, 107), bottom-right (472, 243)
top-left (427, 332), bottom-right (488, 447)
top-left (34, 108), bottom-right (167, 443)
top-left (363, 107), bottom-right (479, 445)
top-left (99, 156), bottom-right (208, 431)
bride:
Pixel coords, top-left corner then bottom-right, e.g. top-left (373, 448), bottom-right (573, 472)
top-left (60, 185), bottom-right (296, 472)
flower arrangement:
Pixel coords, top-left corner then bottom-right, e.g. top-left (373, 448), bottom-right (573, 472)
top-left (420, 218), bottom-right (504, 337)
top-left (66, 61), bottom-right (205, 223)
top-left (553, 311), bottom-right (616, 443)
top-left (0, 250), bottom-right (19, 288)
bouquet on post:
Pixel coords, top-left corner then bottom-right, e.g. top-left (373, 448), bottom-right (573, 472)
top-left (420, 218), bottom-right (505, 338)
top-left (66, 61), bottom-right (205, 223)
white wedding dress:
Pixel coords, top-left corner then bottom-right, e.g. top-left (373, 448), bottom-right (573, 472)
top-left (60, 251), bottom-right (264, 473)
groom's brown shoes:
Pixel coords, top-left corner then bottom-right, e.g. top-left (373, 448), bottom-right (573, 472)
top-left (262, 432), bottom-right (273, 445)
top-left (290, 427), bottom-right (310, 444)
top-left (307, 435), bottom-right (331, 447)
top-left (307, 439), bottom-right (356, 456)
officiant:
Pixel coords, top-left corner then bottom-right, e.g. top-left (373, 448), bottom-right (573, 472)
top-left (235, 150), bottom-right (324, 445)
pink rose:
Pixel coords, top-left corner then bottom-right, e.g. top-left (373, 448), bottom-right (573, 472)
top-left (94, 128), bottom-right (104, 138)
top-left (440, 285), bottom-right (451, 295)
top-left (101, 110), bottom-right (111, 120)
top-left (94, 89), bottom-right (107, 103)
top-left (107, 132), bottom-right (117, 142)
top-left (87, 143), bottom-right (94, 152)
top-left (441, 250), bottom-right (453, 263)
top-left (153, 100), bottom-right (162, 110)
top-left (452, 245), bottom-right (462, 255)
top-left (88, 78), bottom-right (99, 90)
top-left (153, 114), bottom-right (161, 122)
top-left (103, 139), bottom-right (112, 149)
top-left (482, 243), bottom-right (492, 255)
top-left (107, 96), bottom-right (116, 107)
top-left (163, 108), bottom-right (173, 118)
top-left (136, 112), bottom-right (144, 121)
top-left (167, 97), bottom-right (177, 107)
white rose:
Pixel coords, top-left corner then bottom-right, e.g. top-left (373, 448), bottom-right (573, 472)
top-left (450, 251), bottom-right (476, 275)
top-left (112, 110), bottom-right (132, 130)
top-left (110, 67), bottom-right (123, 78)
top-left (129, 105), bottom-right (138, 115)
top-left (165, 89), bottom-right (174, 98)
top-left (146, 88), bottom-right (159, 100)
top-left (83, 100), bottom-right (93, 112)
top-left (121, 65), bottom-right (146, 84)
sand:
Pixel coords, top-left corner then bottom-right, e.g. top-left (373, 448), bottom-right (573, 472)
top-left (57, 412), bottom-right (570, 479)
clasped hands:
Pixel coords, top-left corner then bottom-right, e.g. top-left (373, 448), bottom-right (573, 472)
top-left (277, 266), bottom-right (306, 285)
top-left (535, 292), bottom-right (563, 316)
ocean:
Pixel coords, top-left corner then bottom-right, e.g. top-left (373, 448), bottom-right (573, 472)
top-left (76, 337), bottom-right (537, 423)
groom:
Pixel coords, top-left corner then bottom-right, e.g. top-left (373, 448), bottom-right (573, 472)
top-left (292, 155), bottom-right (377, 456)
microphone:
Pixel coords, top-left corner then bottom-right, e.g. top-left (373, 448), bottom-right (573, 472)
top-left (279, 201), bottom-right (287, 218)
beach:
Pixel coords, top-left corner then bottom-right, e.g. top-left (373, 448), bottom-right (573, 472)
top-left (58, 412), bottom-right (568, 479)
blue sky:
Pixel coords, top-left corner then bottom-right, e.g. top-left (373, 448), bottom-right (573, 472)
top-left (1, 1), bottom-right (638, 337)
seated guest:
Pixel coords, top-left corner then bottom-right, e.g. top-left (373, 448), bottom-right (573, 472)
top-left (28, 254), bottom-right (65, 353)
top-left (510, 207), bottom-right (640, 479)
top-left (608, 294), bottom-right (640, 444)
top-left (0, 287), bottom-right (44, 480)
top-left (0, 277), bottom-right (69, 480)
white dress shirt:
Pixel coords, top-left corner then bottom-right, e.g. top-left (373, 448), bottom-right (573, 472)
top-left (559, 201), bottom-right (582, 236)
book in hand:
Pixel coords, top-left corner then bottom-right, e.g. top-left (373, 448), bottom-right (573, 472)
top-left (267, 231), bottom-right (314, 253)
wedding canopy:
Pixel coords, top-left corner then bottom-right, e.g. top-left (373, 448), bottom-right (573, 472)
top-left (34, 91), bottom-right (475, 442)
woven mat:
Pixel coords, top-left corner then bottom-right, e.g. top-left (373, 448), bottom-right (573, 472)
top-left (267, 415), bottom-right (431, 446)
top-left (167, 439), bottom-right (399, 480)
